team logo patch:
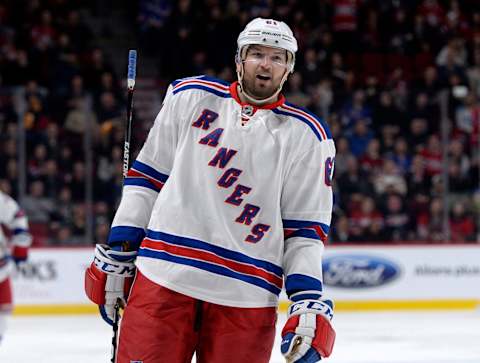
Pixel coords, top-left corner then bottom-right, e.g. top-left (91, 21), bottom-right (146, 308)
top-left (242, 105), bottom-right (255, 117)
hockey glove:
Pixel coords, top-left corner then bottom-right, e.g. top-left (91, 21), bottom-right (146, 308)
top-left (84, 244), bottom-right (136, 325)
top-left (11, 230), bottom-right (31, 265)
top-left (12, 245), bottom-right (28, 265)
top-left (281, 297), bottom-right (336, 363)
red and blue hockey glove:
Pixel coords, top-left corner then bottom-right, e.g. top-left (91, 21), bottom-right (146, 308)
top-left (10, 229), bottom-right (31, 265)
top-left (12, 245), bottom-right (28, 265)
top-left (281, 297), bottom-right (336, 362)
top-left (84, 244), bottom-right (136, 325)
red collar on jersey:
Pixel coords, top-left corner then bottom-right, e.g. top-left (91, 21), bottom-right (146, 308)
top-left (229, 81), bottom-right (285, 110)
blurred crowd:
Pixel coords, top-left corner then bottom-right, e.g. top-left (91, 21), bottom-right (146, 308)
top-left (0, 0), bottom-right (125, 245)
top-left (1, 0), bottom-right (479, 245)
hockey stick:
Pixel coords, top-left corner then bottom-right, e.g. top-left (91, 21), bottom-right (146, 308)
top-left (110, 49), bottom-right (137, 363)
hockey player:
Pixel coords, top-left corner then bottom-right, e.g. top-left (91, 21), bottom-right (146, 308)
top-left (86, 18), bottom-right (336, 363)
top-left (0, 191), bottom-right (32, 344)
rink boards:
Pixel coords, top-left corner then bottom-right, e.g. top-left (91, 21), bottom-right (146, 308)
top-left (11, 245), bottom-right (480, 315)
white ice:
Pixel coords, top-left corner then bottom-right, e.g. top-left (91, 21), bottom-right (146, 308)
top-left (0, 310), bottom-right (479, 363)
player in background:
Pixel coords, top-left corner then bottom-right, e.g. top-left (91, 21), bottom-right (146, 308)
top-left (86, 18), bottom-right (336, 363)
top-left (0, 190), bottom-right (32, 345)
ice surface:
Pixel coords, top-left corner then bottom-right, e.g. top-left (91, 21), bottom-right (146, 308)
top-left (0, 310), bottom-right (479, 363)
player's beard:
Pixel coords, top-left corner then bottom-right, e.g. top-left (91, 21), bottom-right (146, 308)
top-left (242, 71), bottom-right (281, 100)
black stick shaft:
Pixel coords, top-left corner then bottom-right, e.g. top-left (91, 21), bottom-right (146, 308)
top-left (111, 49), bottom-right (137, 363)
top-left (123, 89), bottom-right (134, 178)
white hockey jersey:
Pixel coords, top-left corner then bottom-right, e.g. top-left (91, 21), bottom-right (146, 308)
top-left (0, 191), bottom-right (32, 282)
top-left (109, 76), bottom-right (336, 308)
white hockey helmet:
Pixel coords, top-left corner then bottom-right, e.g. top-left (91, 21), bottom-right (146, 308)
top-left (236, 18), bottom-right (298, 73)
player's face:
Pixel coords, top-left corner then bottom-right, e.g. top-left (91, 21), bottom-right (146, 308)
top-left (239, 45), bottom-right (289, 100)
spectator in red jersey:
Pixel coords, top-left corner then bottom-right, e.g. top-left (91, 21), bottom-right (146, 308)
top-left (30, 10), bottom-right (57, 51)
top-left (418, 0), bottom-right (445, 29)
top-left (349, 196), bottom-right (384, 241)
top-left (449, 201), bottom-right (477, 242)
top-left (419, 135), bottom-right (443, 176)
top-left (331, 0), bottom-right (359, 52)
top-left (359, 138), bottom-right (383, 176)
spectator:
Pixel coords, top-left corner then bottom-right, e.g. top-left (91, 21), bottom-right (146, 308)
top-left (329, 215), bottom-right (352, 243)
top-left (52, 186), bottom-right (74, 226)
top-left (455, 92), bottom-right (480, 149)
top-left (419, 134), bottom-right (443, 176)
top-left (41, 159), bottom-right (62, 198)
top-left (332, 137), bottom-right (353, 178)
top-left (22, 180), bottom-right (54, 223)
top-left (362, 218), bottom-right (389, 243)
top-left (383, 193), bottom-right (411, 241)
top-left (372, 91), bottom-right (404, 134)
top-left (331, 0), bottom-right (359, 52)
top-left (284, 72), bottom-right (309, 107)
top-left (449, 139), bottom-right (471, 176)
top-left (407, 154), bottom-right (432, 199)
top-left (359, 138), bottom-right (383, 176)
top-left (373, 159), bottom-right (408, 196)
top-left (417, 197), bottom-right (445, 241)
top-left (389, 137), bottom-right (412, 174)
top-left (69, 162), bottom-right (86, 202)
top-left (336, 155), bottom-right (375, 211)
top-left (450, 201), bottom-right (476, 242)
top-left (448, 162), bottom-right (471, 194)
top-left (349, 196), bottom-right (384, 241)
top-left (341, 89), bottom-right (371, 131)
top-left (347, 118), bottom-right (374, 157)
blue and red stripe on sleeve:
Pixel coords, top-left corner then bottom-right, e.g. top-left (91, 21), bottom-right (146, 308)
top-left (124, 160), bottom-right (169, 193)
top-left (282, 219), bottom-right (329, 242)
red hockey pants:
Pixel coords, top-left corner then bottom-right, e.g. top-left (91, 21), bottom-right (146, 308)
top-left (117, 271), bottom-right (277, 363)
top-left (0, 278), bottom-right (12, 311)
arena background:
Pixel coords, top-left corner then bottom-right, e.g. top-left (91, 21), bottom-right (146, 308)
top-left (1, 0), bottom-right (479, 317)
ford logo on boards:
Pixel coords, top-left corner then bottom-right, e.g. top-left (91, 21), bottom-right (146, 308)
top-left (322, 254), bottom-right (401, 288)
